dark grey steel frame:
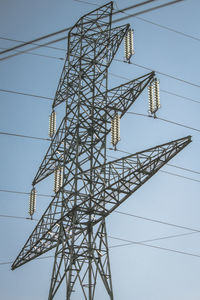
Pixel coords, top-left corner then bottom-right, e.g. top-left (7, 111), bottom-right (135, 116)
top-left (12, 2), bottom-right (191, 300)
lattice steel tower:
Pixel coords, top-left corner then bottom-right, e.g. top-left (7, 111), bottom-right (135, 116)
top-left (12, 2), bottom-right (191, 299)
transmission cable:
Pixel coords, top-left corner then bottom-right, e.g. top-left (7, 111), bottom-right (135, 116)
top-left (167, 163), bottom-right (200, 175)
top-left (0, 189), bottom-right (52, 198)
top-left (109, 231), bottom-right (199, 249)
top-left (0, 0), bottom-right (159, 56)
top-left (1, 226), bottom-right (200, 266)
top-left (135, 16), bottom-right (200, 42)
top-left (0, 28), bottom-right (70, 56)
top-left (0, 47), bottom-right (64, 61)
top-left (2, 105), bottom-right (200, 143)
top-left (0, 213), bottom-right (198, 242)
top-left (1, 84), bottom-right (200, 107)
top-left (0, 36), bottom-right (66, 51)
top-left (112, 59), bottom-right (200, 89)
top-left (1, 209), bottom-right (200, 233)
top-left (0, 131), bottom-right (50, 141)
top-left (0, 88), bottom-right (53, 101)
top-left (1, 0), bottom-right (197, 62)
top-left (0, 0), bottom-right (184, 61)
top-left (108, 235), bottom-right (200, 258)
top-left (113, 0), bottom-right (200, 43)
top-left (160, 90), bottom-right (200, 105)
top-left (112, 0), bottom-right (184, 24)
top-left (127, 111), bottom-right (200, 133)
top-left (159, 170), bottom-right (200, 183)
top-left (0, 129), bottom-right (200, 183)
top-left (114, 210), bottom-right (200, 233)
top-left (0, 36), bottom-right (67, 62)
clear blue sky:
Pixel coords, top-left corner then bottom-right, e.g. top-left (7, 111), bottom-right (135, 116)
top-left (0, 0), bottom-right (200, 299)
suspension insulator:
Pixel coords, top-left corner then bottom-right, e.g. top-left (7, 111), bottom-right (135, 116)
top-left (111, 114), bottom-right (120, 147)
top-left (29, 187), bottom-right (36, 216)
top-left (49, 110), bottom-right (56, 138)
top-left (154, 78), bottom-right (160, 109)
top-left (54, 166), bottom-right (63, 193)
top-left (148, 85), bottom-right (155, 114)
top-left (124, 29), bottom-right (134, 61)
top-left (128, 29), bottom-right (134, 56)
top-left (148, 79), bottom-right (161, 114)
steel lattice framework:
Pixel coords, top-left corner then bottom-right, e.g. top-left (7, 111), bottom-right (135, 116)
top-left (12, 2), bottom-right (191, 299)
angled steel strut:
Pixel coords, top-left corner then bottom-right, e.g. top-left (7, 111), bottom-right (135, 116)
top-left (12, 2), bottom-right (191, 300)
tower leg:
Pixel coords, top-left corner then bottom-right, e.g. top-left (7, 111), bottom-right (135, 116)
top-left (48, 220), bottom-right (113, 300)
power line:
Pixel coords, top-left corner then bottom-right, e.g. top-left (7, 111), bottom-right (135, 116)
top-left (167, 163), bottom-right (200, 175)
top-left (2, 212), bottom-right (199, 241)
top-left (1, 209), bottom-right (200, 233)
top-left (126, 111), bottom-right (200, 133)
top-left (0, 214), bottom-right (33, 220)
top-left (0, 189), bottom-right (52, 198)
top-left (0, 1), bottom-right (195, 64)
top-left (109, 231), bottom-right (199, 248)
top-left (0, 36), bottom-right (67, 62)
top-left (113, 59), bottom-right (200, 89)
top-left (1, 84), bottom-right (200, 107)
top-left (133, 62), bottom-right (200, 88)
top-left (0, 28), bottom-right (70, 56)
top-left (112, 0), bottom-right (185, 24)
top-left (114, 210), bottom-right (200, 233)
top-left (135, 16), bottom-right (200, 42)
top-left (0, 128), bottom-right (200, 182)
top-left (0, 224), bottom-right (200, 266)
top-left (113, 0), bottom-right (161, 17)
top-left (160, 170), bottom-right (200, 183)
top-left (1, 212), bottom-right (200, 264)
top-left (0, 0), bottom-right (159, 57)
top-left (108, 235), bottom-right (200, 258)
top-left (0, 131), bottom-right (50, 141)
top-left (72, 0), bottom-right (99, 6)
top-left (0, 47), bottom-right (64, 61)
top-left (0, 254), bottom-right (54, 266)
top-left (0, 0), bottom-right (184, 61)
top-left (0, 128), bottom-right (199, 177)
top-left (0, 88), bottom-right (53, 101)
top-left (0, 36), bottom-right (66, 52)
top-left (158, 116), bottom-right (200, 133)
top-left (112, 0), bottom-right (200, 43)
top-left (0, 204), bottom-right (200, 241)
top-left (2, 12), bottom-right (198, 93)
top-left (161, 90), bottom-right (200, 105)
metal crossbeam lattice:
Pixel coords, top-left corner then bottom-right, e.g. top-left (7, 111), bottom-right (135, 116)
top-left (12, 2), bottom-right (192, 300)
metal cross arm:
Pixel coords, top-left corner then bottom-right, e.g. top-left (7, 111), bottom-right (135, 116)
top-left (11, 135), bottom-right (191, 270)
top-left (32, 71), bottom-right (154, 186)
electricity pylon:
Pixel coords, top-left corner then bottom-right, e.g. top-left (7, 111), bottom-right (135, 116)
top-left (12, 2), bottom-right (191, 299)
